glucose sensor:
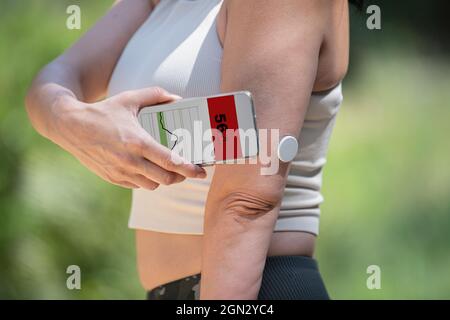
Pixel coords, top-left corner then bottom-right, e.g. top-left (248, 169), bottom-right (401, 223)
top-left (277, 136), bottom-right (299, 162)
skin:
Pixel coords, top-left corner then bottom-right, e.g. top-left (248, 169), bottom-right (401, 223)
top-left (26, 0), bottom-right (206, 189)
top-left (26, 0), bottom-right (349, 299)
top-left (200, 0), bottom-right (349, 299)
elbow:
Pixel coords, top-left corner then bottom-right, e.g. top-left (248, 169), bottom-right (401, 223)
top-left (207, 166), bottom-right (287, 230)
top-left (223, 191), bottom-right (279, 216)
top-left (218, 189), bottom-right (282, 228)
top-left (24, 59), bottom-right (80, 137)
top-left (24, 62), bottom-right (51, 123)
top-left (25, 83), bottom-right (36, 116)
top-left (24, 71), bottom-right (47, 136)
top-left (24, 78), bottom-right (39, 131)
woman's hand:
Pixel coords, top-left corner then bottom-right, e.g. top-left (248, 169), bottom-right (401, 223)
top-left (50, 87), bottom-right (206, 190)
top-left (24, 2), bottom-right (201, 190)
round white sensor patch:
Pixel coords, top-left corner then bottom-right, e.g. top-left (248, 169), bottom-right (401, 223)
top-left (277, 136), bottom-right (299, 162)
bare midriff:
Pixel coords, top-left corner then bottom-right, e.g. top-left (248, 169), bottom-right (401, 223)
top-left (136, 229), bottom-right (316, 291)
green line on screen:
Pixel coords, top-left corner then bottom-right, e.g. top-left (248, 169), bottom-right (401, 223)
top-left (157, 112), bottom-right (168, 148)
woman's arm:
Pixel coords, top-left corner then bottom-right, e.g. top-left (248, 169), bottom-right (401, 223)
top-left (26, 0), bottom-right (205, 189)
top-left (200, 0), bottom-right (330, 299)
top-left (27, 0), bottom-right (154, 108)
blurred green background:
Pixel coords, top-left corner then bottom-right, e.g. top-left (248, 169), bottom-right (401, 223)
top-left (1, 0), bottom-right (449, 299)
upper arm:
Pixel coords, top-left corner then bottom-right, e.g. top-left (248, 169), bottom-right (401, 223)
top-left (208, 0), bottom-right (330, 209)
top-left (55, 0), bottom-right (155, 102)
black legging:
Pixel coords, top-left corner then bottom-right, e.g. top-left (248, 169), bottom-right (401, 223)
top-left (147, 255), bottom-right (330, 300)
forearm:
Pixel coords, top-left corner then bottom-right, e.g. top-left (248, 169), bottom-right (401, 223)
top-left (25, 61), bottom-right (83, 142)
top-left (200, 163), bottom-right (289, 299)
top-left (201, 191), bottom-right (280, 299)
top-left (26, 0), bottom-right (156, 141)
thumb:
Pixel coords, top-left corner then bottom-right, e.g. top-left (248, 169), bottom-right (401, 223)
top-left (117, 86), bottom-right (181, 109)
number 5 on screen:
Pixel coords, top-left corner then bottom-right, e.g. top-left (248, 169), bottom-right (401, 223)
top-left (138, 91), bottom-right (258, 165)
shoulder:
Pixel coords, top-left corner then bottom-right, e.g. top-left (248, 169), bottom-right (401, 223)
top-left (220, 0), bottom-right (334, 52)
top-left (221, 0), bottom-right (348, 91)
top-left (224, 0), bottom-right (332, 26)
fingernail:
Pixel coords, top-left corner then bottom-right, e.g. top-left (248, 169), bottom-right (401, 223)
top-left (175, 175), bottom-right (186, 183)
top-left (171, 94), bottom-right (183, 100)
top-left (195, 166), bottom-right (207, 178)
top-left (196, 171), bottom-right (207, 179)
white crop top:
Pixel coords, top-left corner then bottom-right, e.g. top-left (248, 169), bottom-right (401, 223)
top-left (108, 0), bottom-right (343, 235)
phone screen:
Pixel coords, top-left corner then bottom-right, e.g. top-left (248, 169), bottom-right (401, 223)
top-left (138, 91), bottom-right (258, 165)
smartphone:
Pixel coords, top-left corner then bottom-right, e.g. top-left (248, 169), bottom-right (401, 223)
top-left (138, 91), bottom-right (258, 165)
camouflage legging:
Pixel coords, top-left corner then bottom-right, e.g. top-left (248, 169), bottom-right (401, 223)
top-left (147, 255), bottom-right (329, 300)
top-left (147, 273), bottom-right (201, 300)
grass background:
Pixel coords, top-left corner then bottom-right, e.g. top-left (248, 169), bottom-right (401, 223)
top-left (0, 0), bottom-right (449, 299)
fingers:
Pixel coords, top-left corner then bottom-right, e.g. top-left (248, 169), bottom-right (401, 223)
top-left (86, 159), bottom-right (141, 189)
top-left (104, 166), bottom-right (160, 190)
top-left (115, 86), bottom-right (205, 179)
top-left (134, 158), bottom-right (186, 185)
top-left (79, 137), bottom-right (195, 190)
top-left (114, 180), bottom-right (140, 189)
top-left (105, 155), bottom-right (187, 190)
top-left (139, 134), bottom-right (207, 179)
top-left (99, 86), bottom-right (203, 186)
top-left (128, 174), bottom-right (160, 190)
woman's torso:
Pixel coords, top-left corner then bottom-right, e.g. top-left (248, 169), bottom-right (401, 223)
top-left (108, 0), bottom-right (349, 290)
